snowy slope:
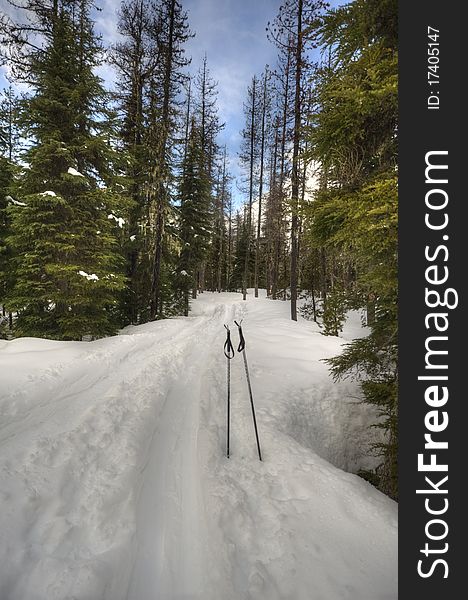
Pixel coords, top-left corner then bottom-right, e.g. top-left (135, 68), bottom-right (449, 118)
top-left (0, 291), bottom-right (397, 600)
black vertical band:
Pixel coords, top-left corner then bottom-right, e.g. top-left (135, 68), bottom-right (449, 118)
top-left (399, 2), bottom-right (466, 597)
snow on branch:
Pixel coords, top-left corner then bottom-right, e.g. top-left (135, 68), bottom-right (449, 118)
top-left (108, 213), bottom-right (125, 228)
top-left (67, 167), bottom-right (85, 177)
top-left (78, 270), bottom-right (99, 281)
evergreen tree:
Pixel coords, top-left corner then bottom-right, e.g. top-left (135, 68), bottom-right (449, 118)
top-left (0, 86), bottom-right (20, 332)
top-left (307, 0), bottom-right (398, 497)
top-left (148, 0), bottom-right (191, 319)
top-left (205, 147), bottom-right (230, 293)
top-left (0, 87), bottom-right (20, 162)
top-left (192, 55), bottom-right (223, 295)
top-left (112, 0), bottom-right (156, 325)
top-left (230, 206), bottom-right (255, 292)
top-left (194, 55), bottom-right (223, 177)
top-left (3, 0), bottom-right (126, 340)
top-left (178, 120), bottom-right (212, 315)
top-left (0, 157), bottom-right (15, 334)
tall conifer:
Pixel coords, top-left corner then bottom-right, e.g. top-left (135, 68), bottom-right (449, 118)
top-left (3, 0), bottom-right (125, 339)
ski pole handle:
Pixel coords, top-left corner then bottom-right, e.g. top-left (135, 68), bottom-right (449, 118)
top-left (234, 319), bottom-right (245, 352)
top-left (224, 324), bottom-right (235, 359)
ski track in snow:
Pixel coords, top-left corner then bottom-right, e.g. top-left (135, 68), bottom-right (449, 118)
top-left (0, 292), bottom-right (397, 600)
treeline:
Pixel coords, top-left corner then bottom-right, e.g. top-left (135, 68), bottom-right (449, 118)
top-left (0, 0), bottom-right (234, 337)
top-left (0, 0), bottom-right (397, 497)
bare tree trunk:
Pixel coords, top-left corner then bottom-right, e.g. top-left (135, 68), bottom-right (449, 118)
top-left (290, 0), bottom-right (303, 322)
top-left (242, 76), bottom-right (257, 301)
top-left (320, 248), bottom-right (327, 302)
top-left (151, 199), bottom-right (165, 318)
top-left (254, 68), bottom-right (268, 298)
top-left (273, 48), bottom-right (291, 301)
top-left (297, 144), bottom-right (308, 292)
top-left (183, 77), bottom-right (191, 168)
top-left (217, 148), bottom-right (227, 292)
top-left (311, 274), bottom-right (318, 322)
top-left (226, 193), bottom-right (233, 289)
top-left (199, 263), bottom-right (206, 293)
top-left (367, 295), bottom-right (376, 326)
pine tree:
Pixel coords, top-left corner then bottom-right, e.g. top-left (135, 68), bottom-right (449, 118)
top-left (148, 0), bottom-right (191, 319)
top-left (0, 158), bottom-right (14, 334)
top-left (0, 86), bottom-right (20, 332)
top-left (230, 206), bottom-right (255, 292)
top-left (112, 0), bottom-right (156, 325)
top-left (192, 55), bottom-right (223, 296)
top-left (205, 147), bottom-right (230, 293)
top-left (0, 87), bottom-right (20, 162)
top-left (194, 55), bottom-right (223, 176)
top-left (307, 0), bottom-right (398, 497)
top-left (178, 120), bottom-right (212, 315)
top-left (3, 0), bottom-right (126, 340)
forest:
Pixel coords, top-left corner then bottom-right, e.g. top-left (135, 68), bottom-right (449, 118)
top-left (0, 0), bottom-right (397, 498)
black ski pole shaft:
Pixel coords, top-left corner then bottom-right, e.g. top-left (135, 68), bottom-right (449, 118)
top-left (224, 325), bottom-right (235, 458)
top-left (234, 320), bottom-right (262, 461)
top-left (241, 349), bottom-right (262, 461)
top-left (227, 356), bottom-right (231, 458)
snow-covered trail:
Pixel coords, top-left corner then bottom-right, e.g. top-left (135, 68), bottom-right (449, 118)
top-left (126, 300), bottom-right (245, 599)
top-left (0, 292), bottom-right (397, 600)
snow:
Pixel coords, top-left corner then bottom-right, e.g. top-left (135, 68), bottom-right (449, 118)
top-left (39, 191), bottom-right (57, 197)
top-left (6, 196), bottom-right (26, 207)
top-left (108, 213), bottom-right (125, 228)
top-left (77, 270), bottom-right (99, 281)
top-left (130, 235), bottom-right (136, 242)
top-left (0, 291), bottom-right (397, 600)
top-left (341, 309), bottom-right (371, 340)
top-left (67, 167), bottom-right (85, 177)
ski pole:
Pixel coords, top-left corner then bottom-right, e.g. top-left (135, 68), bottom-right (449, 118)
top-left (234, 320), bottom-right (262, 461)
top-left (224, 324), bottom-right (235, 458)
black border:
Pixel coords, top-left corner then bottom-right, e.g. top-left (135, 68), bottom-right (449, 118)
top-left (399, 2), bottom-right (466, 596)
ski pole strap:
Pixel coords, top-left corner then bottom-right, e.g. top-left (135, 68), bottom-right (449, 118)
top-left (234, 320), bottom-right (245, 352)
top-left (224, 325), bottom-right (235, 359)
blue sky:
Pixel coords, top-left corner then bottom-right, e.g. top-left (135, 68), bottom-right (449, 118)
top-left (1, 0), bottom-right (345, 202)
top-left (183, 0), bottom-right (283, 177)
top-left (93, 0), bottom-right (286, 200)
